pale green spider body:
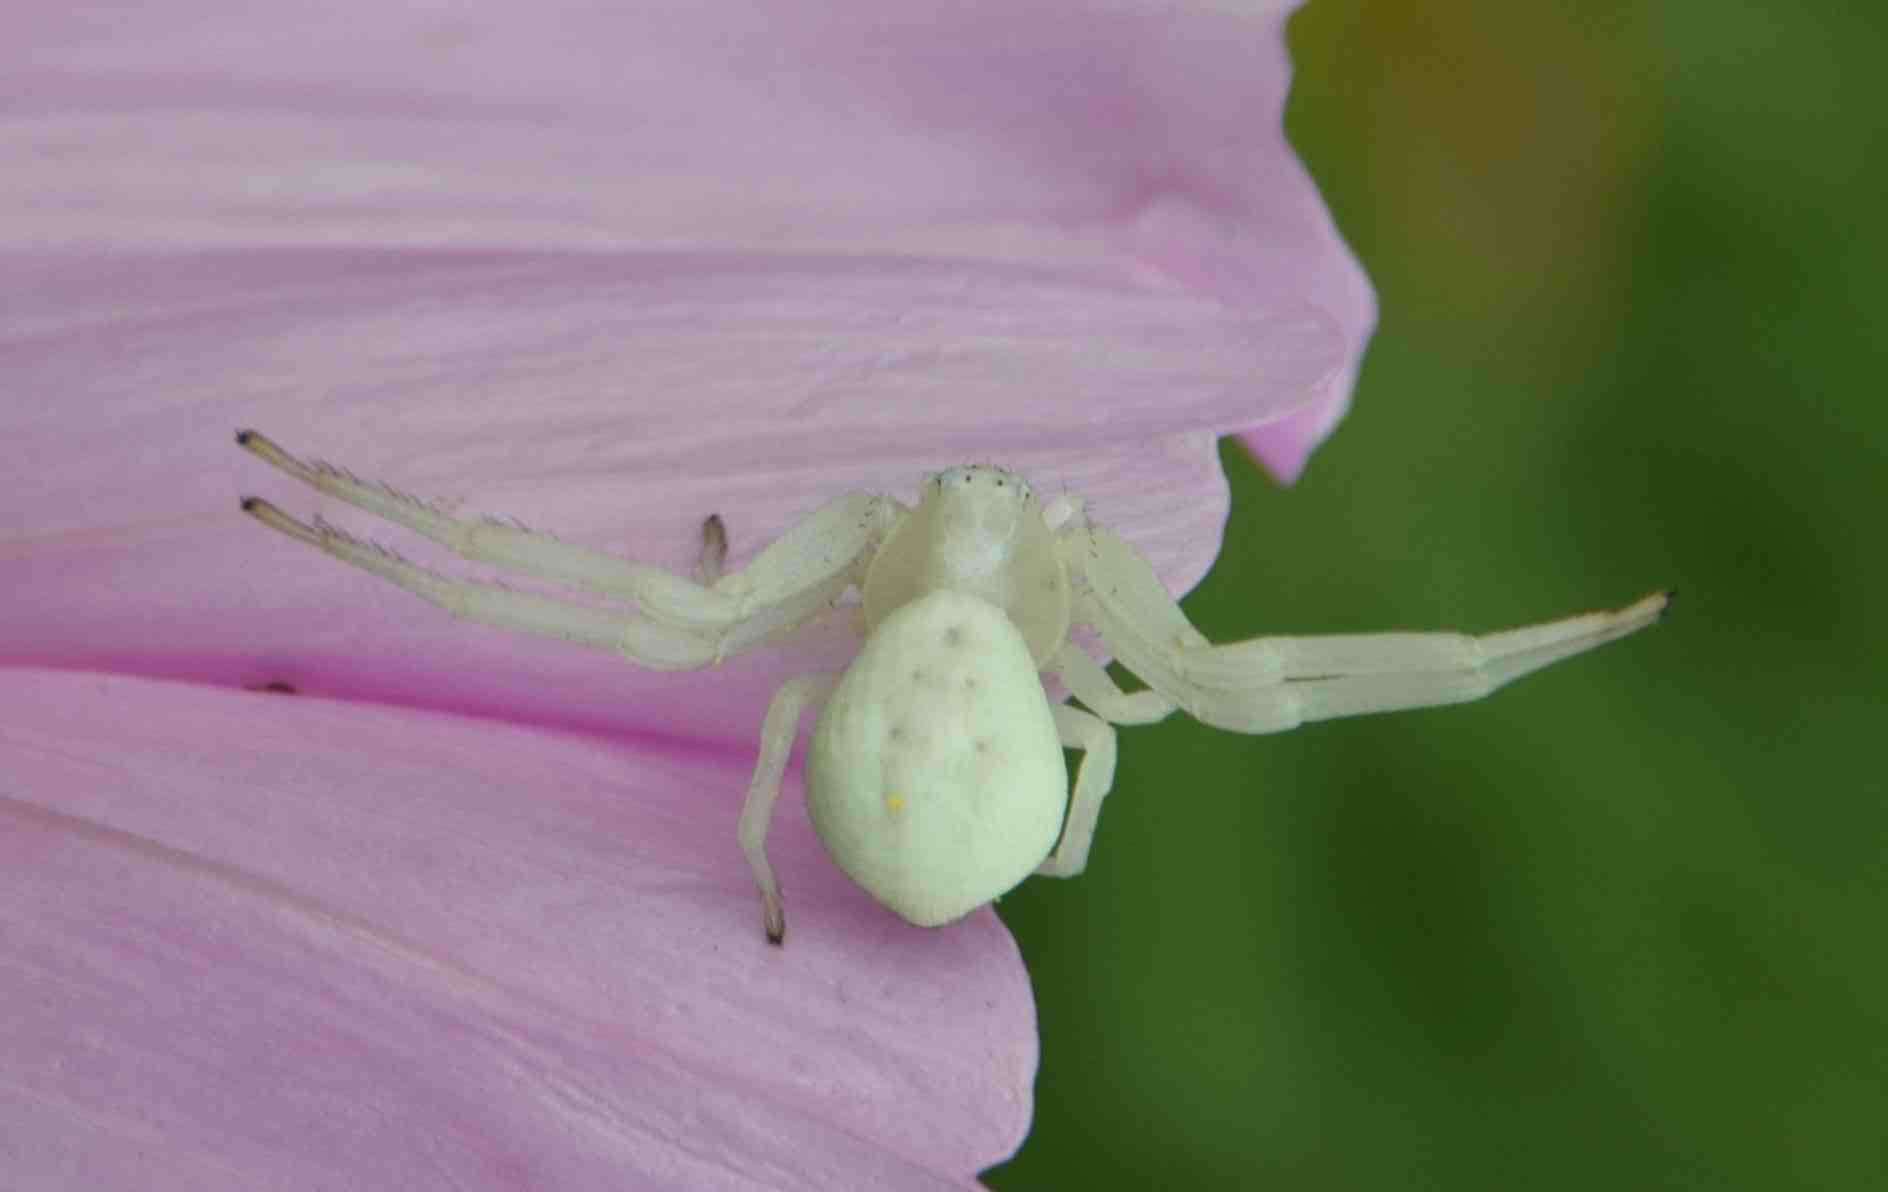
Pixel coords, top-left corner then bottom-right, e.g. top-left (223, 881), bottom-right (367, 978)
top-left (808, 469), bottom-right (1073, 927)
top-left (809, 589), bottom-right (1067, 928)
top-left (237, 432), bottom-right (1667, 944)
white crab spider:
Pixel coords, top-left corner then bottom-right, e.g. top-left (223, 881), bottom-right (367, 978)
top-left (235, 430), bottom-right (1667, 944)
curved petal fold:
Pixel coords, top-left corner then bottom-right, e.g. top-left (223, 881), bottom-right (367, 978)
top-left (0, 669), bottom-right (1035, 1188)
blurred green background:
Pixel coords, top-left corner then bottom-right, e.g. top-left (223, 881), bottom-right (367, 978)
top-left (988, 1), bottom-right (1886, 1188)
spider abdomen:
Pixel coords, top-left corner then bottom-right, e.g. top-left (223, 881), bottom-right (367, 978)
top-left (807, 589), bottom-right (1067, 927)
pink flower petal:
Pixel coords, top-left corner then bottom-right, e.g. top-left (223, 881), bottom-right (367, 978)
top-left (1, 668), bottom-right (1033, 1187)
top-left (1, 2), bottom-right (1376, 1183)
top-left (4, 0), bottom-right (1370, 471)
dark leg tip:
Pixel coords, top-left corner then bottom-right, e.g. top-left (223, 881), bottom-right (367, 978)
top-left (240, 496), bottom-right (260, 513)
top-left (696, 514), bottom-right (729, 585)
top-left (235, 429), bottom-right (254, 446)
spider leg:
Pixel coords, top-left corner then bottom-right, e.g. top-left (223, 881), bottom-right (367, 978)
top-left (1035, 702), bottom-right (1117, 878)
top-left (738, 673), bottom-right (839, 944)
top-left (1046, 641), bottom-right (1176, 725)
top-left (240, 498), bottom-right (727, 668)
top-left (1074, 525), bottom-right (1667, 733)
top-left (1167, 593), bottom-right (1670, 731)
top-left (236, 430), bottom-right (894, 638)
top-left (695, 514), bottom-right (729, 585)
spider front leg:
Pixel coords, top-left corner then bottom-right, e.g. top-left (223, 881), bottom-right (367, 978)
top-left (240, 495), bottom-right (733, 666)
top-left (236, 430), bottom-right (896, 667)
top-left (1071, 525), bottom-right (1668, 733)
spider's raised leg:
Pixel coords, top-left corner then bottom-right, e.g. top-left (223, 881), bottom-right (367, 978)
top-left (738, 674), bottom-right (839, 944)
top-left (240, 497), bottom-right (726, 668)
top-left (236, 430), bottom-right (895, 646)
top-left (1035, 702), bottom-right (1117, 878)
top-left (1072, 525), bottom-right (1667, 733)
top-left (1168, 592), bottom-right (1669, 732)
top-left (237, 431), bottom-right (899, 665)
